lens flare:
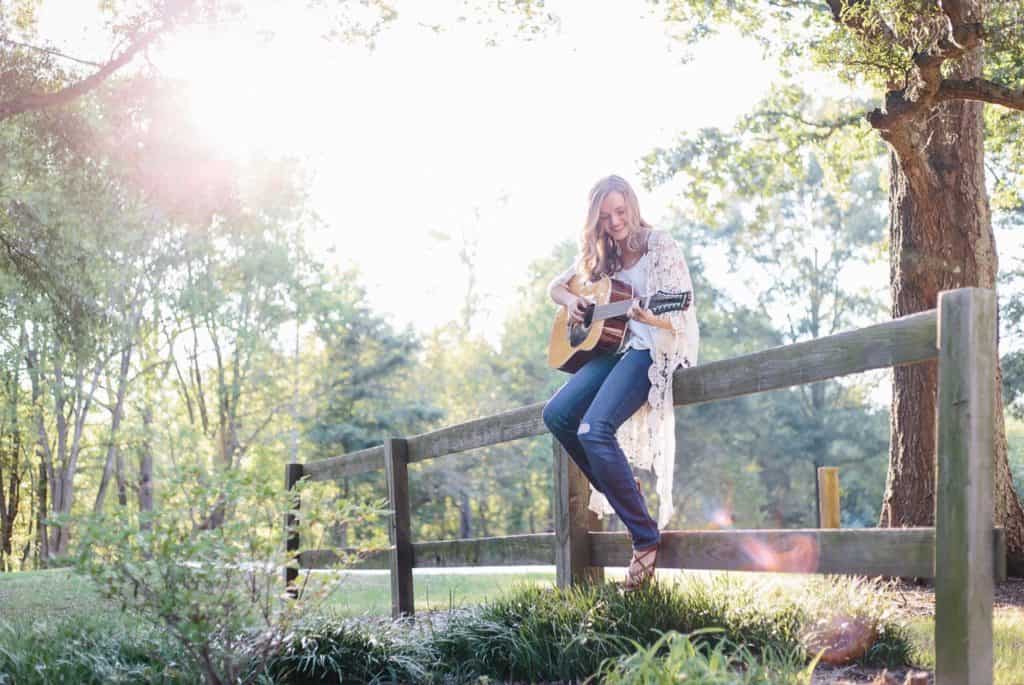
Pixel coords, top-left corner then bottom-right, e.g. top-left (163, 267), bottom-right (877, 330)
top-left (738, 533), bottom-right (820, 573)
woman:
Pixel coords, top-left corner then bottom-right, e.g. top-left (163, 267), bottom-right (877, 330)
top-left (542, 174), bottom-right (699, 590)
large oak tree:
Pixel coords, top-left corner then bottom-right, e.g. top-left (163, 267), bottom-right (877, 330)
top-left (651, 0), bottom-right (1024, 572)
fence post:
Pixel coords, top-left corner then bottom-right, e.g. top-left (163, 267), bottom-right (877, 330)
top-left (385, 438), bottom-right (414, 618)
top-left (935, 288), bottom-right (996, 685)
top-left (553, 439), bottom-right (603, 588)
top-left (816, 467), bottom-right (840, 529)
top-left (284, 462), bottom-right (304, 599)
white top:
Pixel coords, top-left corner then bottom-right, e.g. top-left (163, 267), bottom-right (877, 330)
top-left (613, 253), bottom-right (654, 352)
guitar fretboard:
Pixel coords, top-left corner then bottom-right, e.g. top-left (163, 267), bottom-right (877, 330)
top-left (592, 298), bottom-right (639, 321)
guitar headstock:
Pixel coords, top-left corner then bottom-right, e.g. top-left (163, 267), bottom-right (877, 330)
top-left (647, 290), bottom-right (692, 315)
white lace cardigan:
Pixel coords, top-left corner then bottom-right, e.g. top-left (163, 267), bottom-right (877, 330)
top-left (548, 229), bottom-right (700, 526)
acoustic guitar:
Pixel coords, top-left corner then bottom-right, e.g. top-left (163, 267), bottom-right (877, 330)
top-left (547, 273), bottom-right (692, 373)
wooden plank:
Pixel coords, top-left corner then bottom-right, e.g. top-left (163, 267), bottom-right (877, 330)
top-left (299, 547), bottom-right (391, 570)
top-left (283, 462), bottom-right (303, 598)
top-left (553, 439), bottom-right (603, 587)
top-left (385, 438), bottom-right (414, 618)
top-left (589, 528), bottom-right (939, 578)
top-left (413, 533), bottom-right (555, 567)
top-left (817, 467), bottom-right (841, 529)
top-left (405, 402), bottom-right (547, 463)
top-left (300, 534), bottom-right (555, 570)
top-left (301, 527), bottom-right (1005, 579)
top-left (935, 288), bottom-right (996, 685)
top-left (301, 445), bottom-right (385, 482)
top-left (672, 310), bottom-right (937, 406)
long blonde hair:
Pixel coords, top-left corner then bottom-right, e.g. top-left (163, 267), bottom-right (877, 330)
top-left (579, 175), bottom-right (652, 281)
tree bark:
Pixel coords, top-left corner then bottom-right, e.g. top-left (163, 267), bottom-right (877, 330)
top-left (877, 45), bottom-right (1024, 575)
top-left (137, 403), bottom-right (154, 522)
top-left (94, 342), bottom-right (133, 513)
top-left (458, 490), bottom-right (472, 539)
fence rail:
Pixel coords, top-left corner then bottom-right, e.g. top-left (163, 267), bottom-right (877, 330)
top-left (285, 288), bottom-right (1003, 685)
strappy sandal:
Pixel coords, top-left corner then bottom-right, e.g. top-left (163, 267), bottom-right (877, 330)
top-left (624, 543), bottom-right (658, 591)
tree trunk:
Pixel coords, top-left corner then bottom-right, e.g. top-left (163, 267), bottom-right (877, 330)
top-left (94, 344), bottom-right (133, 513)
top-left (35, 456), bottom-right (48, 565)
top-left (137, 403), bottom-right (154, 523)
top-left (458, 490), bottom-right (472, 539)
top-left (878, 46), bottom-right (1024, 575)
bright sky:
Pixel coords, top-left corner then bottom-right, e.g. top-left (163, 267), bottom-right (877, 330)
top-left (41, 0), bottom-right (791, 338)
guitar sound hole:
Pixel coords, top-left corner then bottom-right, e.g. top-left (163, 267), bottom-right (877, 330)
top-left (568, 322), bottom-right (589, 347)
top-left (568, 304), bottom-right (595, 347)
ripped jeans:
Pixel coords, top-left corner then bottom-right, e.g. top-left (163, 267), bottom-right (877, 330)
top-left (542, 348), bottom-right (660, 551)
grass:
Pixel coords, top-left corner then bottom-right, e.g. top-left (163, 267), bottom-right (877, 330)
top-left (316, 569), bottom-right (557, 615)
top-left (902, 610), bottom-right (1024, 685)
top-left (2, 567), bottom-right (1023, 683)
top-left (430, 573), bottom-right (913, 683)
top-left (0, 567), bottom-right (109, 621)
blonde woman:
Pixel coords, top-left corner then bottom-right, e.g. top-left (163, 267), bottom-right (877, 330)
top-left (542, 175), bottom-right (699, 590)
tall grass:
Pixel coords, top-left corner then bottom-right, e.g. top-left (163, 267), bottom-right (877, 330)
top-left (258, 614), bottom-right (435, 685)
top-left (593, 629), bottom-right (818, 685)
top-left (430, 575), bottom-right (912, 683)
top-left (0, 571), bottom-right (924, 684)
top-left (0, 614), bottom-right (190, 684)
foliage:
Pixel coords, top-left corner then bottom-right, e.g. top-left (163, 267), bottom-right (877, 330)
top-left (259, 614), bottom-right (435, 685)
top-left (0, 569), bottom-right (930, 683)
top-left (592, 628), bottom-right (816, 685)
top-left (303, 269), bottom-right (439, 457)
top-left (431, 575), bottom-right (910, 682)
top-left (1001, 261), bottom-right (1024, 421)
top-left (0, 612), bottom-right (189, 684)
top-left (67, 465), bottom-right (386, 685)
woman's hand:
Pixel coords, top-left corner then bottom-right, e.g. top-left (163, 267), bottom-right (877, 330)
top-left (628, 302), bottom-right (676, 331)
top-left (566, 295), bottom-right (590, 324)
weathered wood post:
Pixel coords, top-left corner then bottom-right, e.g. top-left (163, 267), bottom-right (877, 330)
top-left (284, 462), bottom-right (304, 599)
top-left (817, 467), bottom-right (840, 529)
top-left (384, 437), bottom-right (414, 618)
top-left (935, 287), bottom-right (996, 685)
top-left (553, 439), bottom-right (603, 587)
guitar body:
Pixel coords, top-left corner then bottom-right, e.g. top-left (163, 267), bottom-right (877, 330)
top-left (547, 275), bottom-right (634, 373)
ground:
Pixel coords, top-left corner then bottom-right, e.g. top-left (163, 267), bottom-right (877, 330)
top-left (808, 576), bottom-right (1024, 684)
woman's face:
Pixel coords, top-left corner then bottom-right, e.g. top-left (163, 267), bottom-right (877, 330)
top-left (599, 191), bottom-right (630, 243)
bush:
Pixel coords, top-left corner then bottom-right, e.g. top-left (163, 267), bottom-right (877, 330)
top-left (593, 629), bottom-right (817, 685)
top-left (66, 465), bottom-right (386, 685)
top-left (259, 614), bottom-right (436, 684)
top-left (431, 575), bottom-right (912, 683)
top-left (0, 613), bottom-right (191, 684)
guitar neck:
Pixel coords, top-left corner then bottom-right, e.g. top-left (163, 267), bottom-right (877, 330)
top-left (592, 298), bottom-right (639, 321)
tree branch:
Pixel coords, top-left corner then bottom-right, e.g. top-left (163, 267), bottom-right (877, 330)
top-left (864, 16), bottom-right (984, 145)
top-left (0, 28), bottom-right (160, 122)
top-left (938, 78), bottom-right (1024, 110)
top-left (823, 0), bottom-right (899, 44)
top-left (0, 38), bottom-right (105, 68)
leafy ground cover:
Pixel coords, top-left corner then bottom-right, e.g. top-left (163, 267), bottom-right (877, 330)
top-left (1, 568), bottom-right (1022, 684)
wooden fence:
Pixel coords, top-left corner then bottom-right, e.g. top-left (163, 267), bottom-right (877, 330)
top-left (285, 287), bottom-right (1007, 685)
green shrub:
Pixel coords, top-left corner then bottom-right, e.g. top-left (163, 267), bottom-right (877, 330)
top-left (592, 629), bottom-right (817, 685)
top-left (65, 465), bottom-right (386, 685)
top-left (258, 615), bottom-right (436, 684)
top-left (431, 575), bottom-right (912, 682)
top-left (0, 613), bottom-right (192, 684)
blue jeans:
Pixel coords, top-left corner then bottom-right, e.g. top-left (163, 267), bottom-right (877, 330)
top-left (542, 348), bottom-right (660, 550)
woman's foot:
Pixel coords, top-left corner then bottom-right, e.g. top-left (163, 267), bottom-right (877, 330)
top-left (624, 543), bottom-right (658, 591)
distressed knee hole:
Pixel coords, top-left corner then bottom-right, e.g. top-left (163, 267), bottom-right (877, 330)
top-left (577, 422), bottom-right (590, 435)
